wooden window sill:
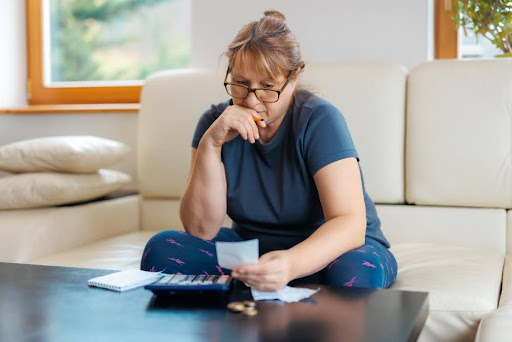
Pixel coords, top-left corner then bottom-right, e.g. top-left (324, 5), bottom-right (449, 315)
top-left (0, 103), bottom-right (140, 114)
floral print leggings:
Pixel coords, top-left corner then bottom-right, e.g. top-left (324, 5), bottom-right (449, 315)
top-left (140, 228), bottom-right (398, 289)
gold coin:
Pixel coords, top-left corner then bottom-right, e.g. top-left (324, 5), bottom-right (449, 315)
top-left (227, 302), bottom-right (245, 312)
top-left (243, 300), bottom-right (256, 308)
top-left (242, 309), bottom-right (258, 316)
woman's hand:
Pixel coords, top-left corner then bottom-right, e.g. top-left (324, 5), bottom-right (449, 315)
top-left (231, 250), bottom-right (294, 291)
top-left (203, 105), bottom-right (266, 147)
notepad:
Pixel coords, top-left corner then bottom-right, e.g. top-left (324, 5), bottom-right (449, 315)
top-left (88, 269), bottom-right (164, 292)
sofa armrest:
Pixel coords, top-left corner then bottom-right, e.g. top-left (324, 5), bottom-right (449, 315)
top-left (0, 194), bottom-right (140, 263)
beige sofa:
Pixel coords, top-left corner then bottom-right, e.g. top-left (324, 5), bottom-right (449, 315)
top-left (2, 59), bottom-right (512, 342)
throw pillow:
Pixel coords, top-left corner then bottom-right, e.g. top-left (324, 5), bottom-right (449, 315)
top-left (0, 170), bottom-right (132, 210)
top-left (0, 136), bottom-right (131, 173)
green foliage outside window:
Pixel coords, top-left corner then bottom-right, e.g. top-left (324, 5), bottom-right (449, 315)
top-left (453, 0), bottom-right (512, 56)
top-left (49, 0), bottom-right (190, 83)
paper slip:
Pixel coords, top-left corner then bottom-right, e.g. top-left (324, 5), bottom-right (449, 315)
top-left (251, 286), bottom-right (320, 303)
top-left (215, 239), bottom-right (259, 270)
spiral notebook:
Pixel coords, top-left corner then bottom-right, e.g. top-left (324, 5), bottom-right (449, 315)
top-left (88, 269), bottom-right (164, 292)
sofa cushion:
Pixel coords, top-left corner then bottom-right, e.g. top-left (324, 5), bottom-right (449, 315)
top-left (0, 170), bottom-right (131, 210)
top-left (28, 231), bottom-right (159, 270)
top-left (391, 242), bottom-right (504, 342)
top-left (138, 69), bottom-right (228, 199)
top-left (406, 59), bottom-right (512, 209)
top-left (376, 204), bottom-right (506, 253)
top-left (301, 63), bottom-right (407, 203)
top-left (391, 243), bottom-right (503, 311)
top-left (475, 305), bottom-right (512, 342)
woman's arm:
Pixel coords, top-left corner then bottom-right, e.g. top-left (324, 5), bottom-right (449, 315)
top-left (180, 105), bottom-right (265, 240)
top-left (233, 157), bottom-right (366, 290)
top-left (179, 144), bottom-right (227, 240)
top-left (287, 157), bottom-right (366, 279)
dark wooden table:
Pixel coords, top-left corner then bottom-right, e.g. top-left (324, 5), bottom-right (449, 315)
top-left (0, 262), bottom-right (428, 342)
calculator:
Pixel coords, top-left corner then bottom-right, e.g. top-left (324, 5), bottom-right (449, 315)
top-left (144, 274), bottom-right (233, 296)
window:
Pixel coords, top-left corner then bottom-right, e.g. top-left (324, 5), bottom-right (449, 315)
top-left (436, 0), bottom-right (509, 59)
top-left (26, 0), bottom-right (191, 105)
top-left (459, 29), bottom-right (504, 58)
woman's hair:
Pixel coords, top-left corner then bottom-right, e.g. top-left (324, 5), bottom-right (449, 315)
top-left (224, 10), bottom-right (305, 81)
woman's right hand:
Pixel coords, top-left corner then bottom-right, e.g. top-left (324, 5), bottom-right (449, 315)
top-left (203, 105), bottom-right (266, 147)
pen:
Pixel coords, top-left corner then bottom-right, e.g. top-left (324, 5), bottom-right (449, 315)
top-left (253, 117), bottom-right (264, 122)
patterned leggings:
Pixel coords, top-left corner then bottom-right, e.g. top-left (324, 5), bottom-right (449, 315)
top-left (140, 228), bottom-right (398, 289)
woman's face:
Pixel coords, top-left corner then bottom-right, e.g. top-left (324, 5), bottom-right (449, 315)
top-left (230, 66), bottom-right (298, 126)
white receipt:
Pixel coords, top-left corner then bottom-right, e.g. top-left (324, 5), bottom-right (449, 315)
top-left (251, 286), bottom-right (320, 303)
top-left (215, 239), bottom-right (259, 270)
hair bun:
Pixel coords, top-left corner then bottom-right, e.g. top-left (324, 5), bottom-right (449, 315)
top-left (264, 10), bottom-right (286, 21)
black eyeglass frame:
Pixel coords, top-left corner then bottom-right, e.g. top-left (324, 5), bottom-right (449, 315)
top-left (223, 68), bottom-right (295, 103)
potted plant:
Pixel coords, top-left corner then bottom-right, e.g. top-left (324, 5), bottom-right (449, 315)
top-left (453, 0), bottom-right (512, 57)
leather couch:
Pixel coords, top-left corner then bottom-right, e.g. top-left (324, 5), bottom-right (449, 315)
top-left (3, 59), bottom-right (512, 342)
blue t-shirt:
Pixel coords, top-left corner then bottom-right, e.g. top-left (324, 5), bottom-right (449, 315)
top-left (191, 90), bottom-right (390, 254)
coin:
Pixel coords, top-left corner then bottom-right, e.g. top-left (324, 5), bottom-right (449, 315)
top-left (227, 302), bottom-right (245, 312)
top-left (242, 309), bottom-right (258, 316)
top-left (243, 300), bottom-right (256, 308)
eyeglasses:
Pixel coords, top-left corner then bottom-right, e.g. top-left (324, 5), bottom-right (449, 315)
top-left (223, 69), bottom-right (294, 103)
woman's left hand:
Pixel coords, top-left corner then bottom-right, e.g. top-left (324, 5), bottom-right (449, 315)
top-left (231, 250), bottom-right (294, 291)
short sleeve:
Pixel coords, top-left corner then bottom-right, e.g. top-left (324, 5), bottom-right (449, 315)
top-left (303, 103), bottom-right (359, 175)
top-left (191, 100), bottom-right (231, 149)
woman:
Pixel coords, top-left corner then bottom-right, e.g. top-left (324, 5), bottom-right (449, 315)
top-left (141, 10), bottom-right (397, 291)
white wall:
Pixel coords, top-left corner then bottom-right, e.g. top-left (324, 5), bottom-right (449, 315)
top-left (0, 0), bottom-right (27, 108)
top-left (192, 0), bottom-right (434, 70)
top-left (0, 0), bottom-right (434, 190)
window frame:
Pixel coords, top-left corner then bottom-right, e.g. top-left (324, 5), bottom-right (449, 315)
top-left (26, 0), bottom-right (141, 105)
top-left (434, 0), bottom-right (458, 59)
